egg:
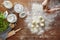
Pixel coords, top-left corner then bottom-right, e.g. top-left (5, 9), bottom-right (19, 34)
top-left (31, 25), bottom-right (34, 28)
top-left (36, 25), bottom-right (39, 28)
top-left (40, 23), bottom-right (45, 27)
top-left (39, 16), bottom-right (43, 20)
top-left (32, 20), bottom-right (36, 25)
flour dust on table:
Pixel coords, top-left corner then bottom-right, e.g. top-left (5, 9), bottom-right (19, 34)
top-left (25, 3), bottom-right (57, 35)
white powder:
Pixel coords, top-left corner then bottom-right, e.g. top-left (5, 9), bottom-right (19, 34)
top-left (25, 3), bottom-right (57, 35)
top-left (37, 28), bottom-right (44, 35)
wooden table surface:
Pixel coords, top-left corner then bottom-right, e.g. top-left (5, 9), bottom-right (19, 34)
top-left (0, 0), bottom-right (60, 40)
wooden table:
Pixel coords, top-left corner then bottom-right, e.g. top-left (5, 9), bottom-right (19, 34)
top-left (0, 0), bottom-right (60, 40)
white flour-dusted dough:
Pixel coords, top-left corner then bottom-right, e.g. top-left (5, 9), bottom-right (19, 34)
top-left (14, 4), bottom-right (24, 13)
top-left (3, 1), bottom-right (13, 9)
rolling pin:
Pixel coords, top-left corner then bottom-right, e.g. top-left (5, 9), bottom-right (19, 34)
top-left (7, 28), bottom-right (21, 38)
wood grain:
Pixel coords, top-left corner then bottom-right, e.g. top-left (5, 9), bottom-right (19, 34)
top-left (0, 0), bottom-right (60, 40)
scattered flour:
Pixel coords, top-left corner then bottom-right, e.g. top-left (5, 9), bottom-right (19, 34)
top-left (25, 3), bottom-right (57, 35)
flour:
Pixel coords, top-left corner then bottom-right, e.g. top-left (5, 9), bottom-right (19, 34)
top-left (25, 3), bottom-right (57, 35)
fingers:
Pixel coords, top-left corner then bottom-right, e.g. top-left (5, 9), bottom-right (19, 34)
top-left (44, 8), bottom-right (60, 13)
top-left (42, 0), bottom-right (50, 9)
top-left (42, 0), bottom-right (48, 6)
top-left (49, 8), bottom-right (60, 12)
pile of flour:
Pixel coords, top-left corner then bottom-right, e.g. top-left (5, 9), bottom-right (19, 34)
top-left (25, 3), bottom-right (57, 35)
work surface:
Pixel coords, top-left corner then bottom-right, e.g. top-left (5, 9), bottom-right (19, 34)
top-left (0, 0), bottom-right (60, 40)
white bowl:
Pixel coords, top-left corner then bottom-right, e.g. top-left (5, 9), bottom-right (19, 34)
top-left (7, 14), bottom-right (17, 23)
top-left (3, 1), bottom-right (13, 9)
top-left (19, 12), bottom-right (27, 18)
top-left (14, 4), bottom-right (24, 13)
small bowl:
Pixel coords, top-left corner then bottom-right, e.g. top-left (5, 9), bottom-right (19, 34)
top-left (7, 14), bottom-right (17, 23)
